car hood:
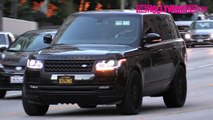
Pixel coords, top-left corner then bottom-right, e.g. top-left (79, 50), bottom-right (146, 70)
top-left (175, 21), bottom-right (193, 26)
top-left (1, 51), bottom-right (34, 66)
top-left (188, 29), bottom-right (213, 35)
top-left (35, 44), bottom-right (135, 59)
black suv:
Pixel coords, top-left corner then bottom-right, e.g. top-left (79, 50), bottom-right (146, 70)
top-left (22, 10), bottom-right (187, 116)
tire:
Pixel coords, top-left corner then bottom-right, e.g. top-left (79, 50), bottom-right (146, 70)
top-left (22, 91), bottom-right (49, 116)
top-left (78, 104), bottom-right (97, 108)
top-left (117, 70), bottom-right (142, 115)
top-left (0, 90), bottom-right (6, 99)
top-left (163, 65), bottom-right (187, 108)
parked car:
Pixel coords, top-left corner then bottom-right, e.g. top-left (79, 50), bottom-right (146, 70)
top-left (0, 29), bottom-right (57, 98)
top-left (22, 10), bottom-right (187, 116)
top-left (0, 32), bottom-right (15, 51)
top-left (184, 20), bottom-right (213, 47)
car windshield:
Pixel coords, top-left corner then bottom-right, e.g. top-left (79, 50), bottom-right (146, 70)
top-left (8, 33), bottom-right (50, 52)
top-left (0, 34), bottom-right (7, 45)
top-left (171, 13), bottom-right (196, 21)
top-left (190, 22), bottom-right (213, 29)
top-left (53, 14), bottom-right (140, 45)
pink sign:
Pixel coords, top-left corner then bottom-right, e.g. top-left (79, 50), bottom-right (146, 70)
top-left (136, 4), bottom-right (207, 14)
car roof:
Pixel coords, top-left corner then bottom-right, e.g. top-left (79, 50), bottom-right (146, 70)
top-left (72, 9), bottom-right (171, 16)
top-left (24, 29), bottom-right (57, 35)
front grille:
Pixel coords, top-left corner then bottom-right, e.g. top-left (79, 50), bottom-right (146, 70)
top-left (44, 60), bottom-right (94, 72)
top-left (191, 35), bottom-right (209, 39)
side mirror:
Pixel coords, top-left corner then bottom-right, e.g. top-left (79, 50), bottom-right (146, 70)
top-left (0, 46), bottom-right (6, 52)
top-left (43, 34), bottom-right (53, 44)
top-left (145, 33), bottom-right (161, 44)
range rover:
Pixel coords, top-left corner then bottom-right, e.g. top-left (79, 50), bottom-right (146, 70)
top-left (22, 10), bottom-right (187, 116)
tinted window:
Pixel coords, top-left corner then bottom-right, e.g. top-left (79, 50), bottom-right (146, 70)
top-left (143, 15), bottom-right (160, 35)
top-left (144, 14), bottom-right (179, 40)
top-left (0, 34), bottom-right (7, 45)
top-left (154, 15), bottom-right (167, 40)
top-left (143, 15), bottom-right (167, 40)
top-left (8, 33), bottom-right (50, 52)
top-left (53, 14), bottom-right (140, 46)
top-left (162, 15), bottom-right (180, 39)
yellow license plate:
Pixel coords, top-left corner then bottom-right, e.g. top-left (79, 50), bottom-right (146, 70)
top-left (58, 76), bottom-right (74, 85)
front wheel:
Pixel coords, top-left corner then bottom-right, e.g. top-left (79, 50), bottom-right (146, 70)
top-left (22, 90), bottom-right (49, 116)
top-left (117, 70), bottom-right (142, 115)
top-left (163, 66), bottom-right (187, 108)
top-left (0, 90), bottom-right (6, 99)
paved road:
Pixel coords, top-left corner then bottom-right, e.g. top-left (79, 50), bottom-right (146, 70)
top-left (1, 46), bottom-right (213, 120)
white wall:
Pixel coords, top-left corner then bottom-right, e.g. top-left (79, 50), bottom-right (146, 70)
top-left (2, 17), bottom-right (38, 35)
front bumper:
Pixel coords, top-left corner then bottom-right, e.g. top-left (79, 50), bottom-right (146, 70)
top-left (24, 68), bottom-right (127, 105)
top-left (24, 84), bottom-right (124, 105)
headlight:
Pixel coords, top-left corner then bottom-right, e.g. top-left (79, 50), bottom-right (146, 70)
top-left (210, 34), bottom-right (213, 39)
top-left (185, 33), bottom-right (191, 39)
top-left (96, 59), bottom-right (126, 71)
top-left (27, 59), bottom-right (43, 69)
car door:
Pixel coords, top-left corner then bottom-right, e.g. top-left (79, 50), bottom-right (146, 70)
top-left (143, 15), bottom-right (175, 87)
